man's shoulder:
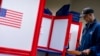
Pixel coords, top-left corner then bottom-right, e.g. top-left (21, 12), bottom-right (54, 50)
top-left (95, 22), bottom-right (100, 30)
top-left (96, 22), bottom-right (100, 26)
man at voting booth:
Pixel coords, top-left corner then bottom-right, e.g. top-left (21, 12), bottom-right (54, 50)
top-left (68, 7), bottom-right (100, 56)
top-left (78, 7), bottom-right (100, 56)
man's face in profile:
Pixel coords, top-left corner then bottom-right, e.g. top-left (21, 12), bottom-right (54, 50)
top-left (83, 14), bottom-right (93, 23)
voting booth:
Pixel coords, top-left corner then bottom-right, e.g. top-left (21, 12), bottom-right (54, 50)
top-left (38, 14), bottom-right (54, 48)
top-left (68, 11), bottom-right (82, 51)
top-left (0, 0), bottom-right (45, 56)
top-left (38, 14), bottom-right (82, 56)
top-left (38, 14), bottom-right (72, 56)
top-left (0, 0), bottom-right (83, 56)
top-left (68, 22), bottom-right (82, 51)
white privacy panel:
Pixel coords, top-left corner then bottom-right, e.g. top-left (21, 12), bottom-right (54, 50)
top-left (68, 24), bottom-right (79, 51)
top-left (50, 19), bottom-right (68, 51)
top-left (38, 17), bottom-right (52, 47)
top-left (0, 0), bottom-right (40, 51)
top-left (0, 53), bottom-right (18, 56)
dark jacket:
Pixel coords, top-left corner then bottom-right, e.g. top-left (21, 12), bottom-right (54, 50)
top-left (78, 19), bottom-right (100, 56)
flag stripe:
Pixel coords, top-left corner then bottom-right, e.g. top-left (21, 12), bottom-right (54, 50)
top-left (0, 19), bottom-right (21, 28)
top-left (0, 18), bottom-right (21, 26)
top-left (8, 9), bottom-right (23, 15)
top-left (7, 10), bottom-right (23, 18)
top-left (0, 18), bottom-right (21, 24)
top-left (0, 22), bottom-right (20, 28)
top-left (0, 8), bottom-right (23, 28)
top-left (0, 20), bottom-right (21, 26)
top-left (6, 17), bottom-right (22, 21)
top-left (6, 14), bottom-right (22, 19)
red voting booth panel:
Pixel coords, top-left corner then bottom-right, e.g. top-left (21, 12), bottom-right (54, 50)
top-left (49, 15), bottom-right (72, 52)
top-left (74, 22), bottom-right (82, 49)
top-left (0, 0), bottom-right (46, 56)
top-left (0, 0), bottom-right (2, 7)
top-left (38, 14), bottom-right (54, 49)
top-left (68, 22), bottom-right (82, 51)
top-left (38, 14), bottom-right (72, 56)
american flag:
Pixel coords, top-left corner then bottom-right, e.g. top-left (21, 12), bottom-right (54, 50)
top-left (0, 8), bottom-right (23, 28)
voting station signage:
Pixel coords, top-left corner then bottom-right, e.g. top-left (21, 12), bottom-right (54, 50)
top-left (0, 0), bottom-right (45, 56)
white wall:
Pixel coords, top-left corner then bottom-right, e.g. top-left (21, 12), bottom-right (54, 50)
top-left (45, 0), bottom-right (71, 15)
top-left (71, 0), bottom-right (100, 21)
top-left (45, 0), bottom-right (100, 21)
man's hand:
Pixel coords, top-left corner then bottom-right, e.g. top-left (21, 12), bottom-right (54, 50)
top-left (67, 50), bottom-right (82, 55)
top-left (82, 49), bottom-right (91, 55)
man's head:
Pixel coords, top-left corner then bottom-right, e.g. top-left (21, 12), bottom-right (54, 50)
top-left (81, 7), bottom-right (95, 23)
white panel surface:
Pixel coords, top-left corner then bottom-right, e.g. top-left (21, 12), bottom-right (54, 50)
top-left (38, 17), bottom-right (52, 47)
top-left (0, 53), bottom-right (18, 56)
top-left (68, 24), bottom-right (79, 51)
top-left (0, 0), bottom-right (40, 51)
top-left (50, 19), bottom-right (68, 51)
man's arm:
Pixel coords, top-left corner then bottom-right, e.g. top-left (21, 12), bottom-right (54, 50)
top-left (90, 25), bottom-right (100, 54)
top-left (67, 50), bottom-right (82, 55)
top-left (82, 24), bottom-right (100, 55)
